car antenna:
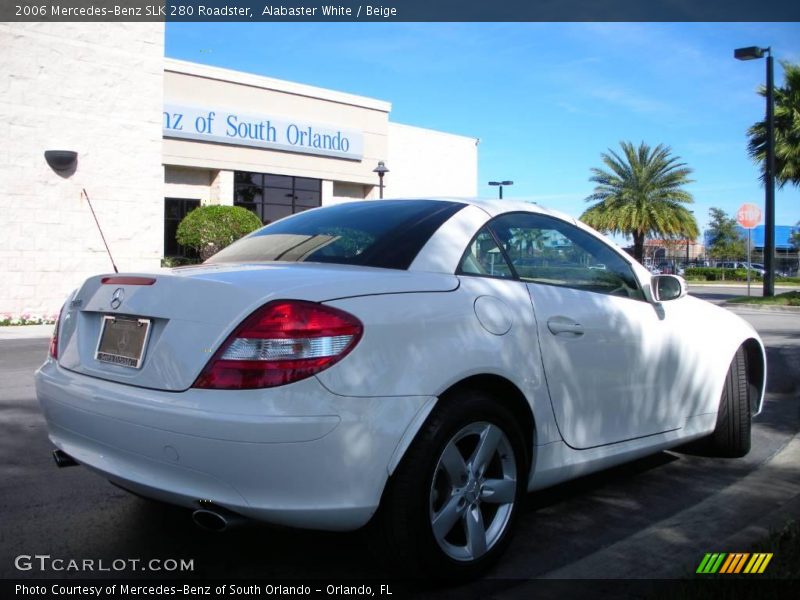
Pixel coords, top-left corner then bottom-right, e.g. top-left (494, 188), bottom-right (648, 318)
top-left (81, 188), bottom-right (118, 273)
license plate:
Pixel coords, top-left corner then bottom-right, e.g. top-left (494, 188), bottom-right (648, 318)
top-left (95, 316), bottom-right (151, 369)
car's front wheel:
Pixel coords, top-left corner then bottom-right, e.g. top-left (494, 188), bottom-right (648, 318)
top-left (377, 389), bottom-right (527, 579)
top-left (709, 346), bottom-right (753, 457)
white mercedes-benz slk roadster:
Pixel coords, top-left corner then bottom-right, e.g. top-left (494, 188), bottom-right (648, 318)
top-left (36, 198), bottom-right (765, 578)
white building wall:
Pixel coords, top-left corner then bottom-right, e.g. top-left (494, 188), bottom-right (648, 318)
top-left (164, 166), bottom-right (212, 202)
top-left (386, 122), bottom-right (478, 199)
top-left (0, 23), bottom-right (165, 317)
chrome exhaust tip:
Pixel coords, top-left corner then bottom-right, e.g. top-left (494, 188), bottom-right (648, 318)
top-left (191, 507), bottom-right (246, 532)
top-left (53, 449), bottom-right (78, 468)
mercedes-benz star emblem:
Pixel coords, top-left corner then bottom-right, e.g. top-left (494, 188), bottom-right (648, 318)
top-left (110, 288), bottom-right (124, 310)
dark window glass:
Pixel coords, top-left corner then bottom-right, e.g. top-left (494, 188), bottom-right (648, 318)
top-left (263, 204), bottom-right (295, 223)
top-left (294, 177), bottom-right (321, 191)
top-left (457, 227), bottom-right (514, 279)
top-left (484, 212), bottom-right (644, 300)
top-left (164, 198), bottom-right (201, 258)
top-left (235, 186), bottom-right (261, 204)
top-left (264, 174), bottom-right (293, 189)
top-left (295, 190), bottom-right (321, 207)
top-left (264, 188), bottom-right (294, 205)
top-left (235, 172), bottom-right (262, 186)
top-left (235, 171), bottom-right (322, 225)
top-left (207, 200), bottom-right (465, 270)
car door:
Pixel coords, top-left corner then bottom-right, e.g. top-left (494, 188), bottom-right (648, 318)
top-left (487, 212), bottom-right (683, 449)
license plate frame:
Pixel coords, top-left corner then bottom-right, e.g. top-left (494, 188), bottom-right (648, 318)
top-left (95, 315), bottom-right (152, 369)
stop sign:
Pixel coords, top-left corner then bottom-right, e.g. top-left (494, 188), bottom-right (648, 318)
top-left (736, 203), bottom-right (762, 229)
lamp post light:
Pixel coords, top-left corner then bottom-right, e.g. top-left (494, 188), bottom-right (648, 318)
top-left (373, 161), bottom-right (389, 199)
top-left (735, 45), bottom-right (776, 297)
top-left (488, 180), bottom-right (513, 199)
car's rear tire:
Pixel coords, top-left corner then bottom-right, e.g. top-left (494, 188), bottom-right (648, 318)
top-left (708, 346), bottom-right (752, 458)
top-left (376, 389), bottom-right (528, 580)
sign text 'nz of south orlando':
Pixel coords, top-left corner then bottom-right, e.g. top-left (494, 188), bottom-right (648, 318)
top-left (162, 104), bottom-right (364, 160)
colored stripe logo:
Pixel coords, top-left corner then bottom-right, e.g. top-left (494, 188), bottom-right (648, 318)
top-left (696, 553), bottom-right (773, 574)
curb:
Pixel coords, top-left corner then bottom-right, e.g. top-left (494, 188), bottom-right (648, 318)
top-left (724, 303), bottom-right (800, 313)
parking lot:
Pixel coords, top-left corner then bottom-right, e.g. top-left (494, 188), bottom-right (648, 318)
top-left (1, 300), bottom-right (798, 588)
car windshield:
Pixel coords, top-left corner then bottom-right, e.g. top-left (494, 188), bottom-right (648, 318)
top-left (206, 200), bottom-right (465, 270)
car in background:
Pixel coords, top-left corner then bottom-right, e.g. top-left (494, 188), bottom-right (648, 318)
top-left (655, 262), bottom-right (684, 276)
top-left (719, 261), bottom-right (765, 276)
top-left (748, 263), bottom-right (794, 278)
top-left (35, 198), bottom-right (766, 579)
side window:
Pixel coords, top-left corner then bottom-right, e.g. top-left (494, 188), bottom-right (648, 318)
top-left (489, 213), bottom-right (644, 300)
top-left (457, 227), bottom-right (514, 279)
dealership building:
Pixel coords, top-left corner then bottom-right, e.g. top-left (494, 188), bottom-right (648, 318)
top-left (1, 23), bottom-right (478, 317)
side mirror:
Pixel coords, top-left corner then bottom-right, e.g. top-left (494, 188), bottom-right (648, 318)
top-left (652, 275), bottom-right (687, 302)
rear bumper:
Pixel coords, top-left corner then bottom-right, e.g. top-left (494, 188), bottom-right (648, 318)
top-left (35, 359), bottom-right (434, 531)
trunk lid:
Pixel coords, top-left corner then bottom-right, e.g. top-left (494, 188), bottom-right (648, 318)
top-left (58, 263), bottom-right (457, 391)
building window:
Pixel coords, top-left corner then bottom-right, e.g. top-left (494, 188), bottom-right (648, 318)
top-left (164, 198), bottom-right (201, 258)
top-left (234, 171), bottom-right (321, 224)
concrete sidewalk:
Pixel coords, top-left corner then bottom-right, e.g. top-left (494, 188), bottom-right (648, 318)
top-left (0, 324), bottom-right (54, 340)
top-left (533, 430), bottom-right (800, 579)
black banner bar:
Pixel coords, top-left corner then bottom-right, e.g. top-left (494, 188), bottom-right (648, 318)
top-left (4, 0), bottom-right (800, 22)
top-left (4, 578), bottom-right (800, 600)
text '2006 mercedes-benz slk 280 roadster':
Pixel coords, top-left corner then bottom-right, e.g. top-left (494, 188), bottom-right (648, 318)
top-left (36, 198), bottom-right (765, 579)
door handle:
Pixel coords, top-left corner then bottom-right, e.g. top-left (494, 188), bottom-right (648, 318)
top-left (547, 317), bottom-right (584, 337)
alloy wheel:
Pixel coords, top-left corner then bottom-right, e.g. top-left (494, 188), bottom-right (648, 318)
top-left (428, 421), bottom-right (518, 562)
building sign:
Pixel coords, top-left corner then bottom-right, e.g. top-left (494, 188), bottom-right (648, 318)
top-left (163, 104), bottom-right (363, 160)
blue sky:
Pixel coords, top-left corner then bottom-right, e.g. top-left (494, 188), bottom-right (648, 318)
top-left (166, 22), bottom-right (800, 240)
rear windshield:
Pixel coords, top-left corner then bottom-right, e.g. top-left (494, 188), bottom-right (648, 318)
top-left (206, 200), bottom-right (465, 270)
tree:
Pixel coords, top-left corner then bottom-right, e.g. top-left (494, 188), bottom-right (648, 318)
top-left (747, 61), bottom-right (800, 189)
top-left (509, 227), bottom-right (547, 258)
top-left (706, 207), bottom-right (746, 260)
top-left (791, 223), bottom-right (800, 250)
top-left (176, 205), bottom-right (263, 260)
top-left (580, 141), bottom-right (699, 262)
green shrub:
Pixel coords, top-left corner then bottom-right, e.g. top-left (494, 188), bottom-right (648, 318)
top-left (176, 205), bottom-right (263, 260)
top-left (684, 267), bottom-right (762, 282)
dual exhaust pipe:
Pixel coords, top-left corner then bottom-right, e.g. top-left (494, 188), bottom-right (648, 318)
top-left (52, 449), bottom-right (244, 532)
top-left (53, 449), bottom-right (78, 468)
top-left (191, 506), bottom-right (246, 532)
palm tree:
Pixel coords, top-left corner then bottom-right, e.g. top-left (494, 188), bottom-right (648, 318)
top-left (509, 227), bottom-right (547, 258)
top-left (747, 61), bottom-right (800, 189)
top-left (580, 141), bottom-right (699, 262)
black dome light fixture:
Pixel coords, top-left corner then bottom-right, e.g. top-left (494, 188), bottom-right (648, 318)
top-left (44, 150), bottom-right (78, 175)
top-left (373, 160), bottom-right (389, 199)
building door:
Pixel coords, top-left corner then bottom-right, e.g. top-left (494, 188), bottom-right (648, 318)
top-left (164, 198), bottom-right (201, 258)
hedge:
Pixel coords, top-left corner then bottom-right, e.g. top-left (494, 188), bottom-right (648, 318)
top-left (176, 205), bottom-right (263, 260)
top-left (683, 267), bottom-right (759, 281)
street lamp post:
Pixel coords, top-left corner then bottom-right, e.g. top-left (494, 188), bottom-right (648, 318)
top-left (488, 180), bottom-right (513, 199)
top-left (735, 45), bottom-right (776, 297)
top-left (373, 161), bottom-right (389, 199)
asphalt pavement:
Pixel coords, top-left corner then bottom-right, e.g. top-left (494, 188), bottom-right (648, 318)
top-left (0, 302), bottom-right (798, 590)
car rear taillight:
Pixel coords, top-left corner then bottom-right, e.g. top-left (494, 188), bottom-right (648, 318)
top-left (193, 300), bottom-right (363, 390)
top-left (49, 302), bottom-right (66, 360)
